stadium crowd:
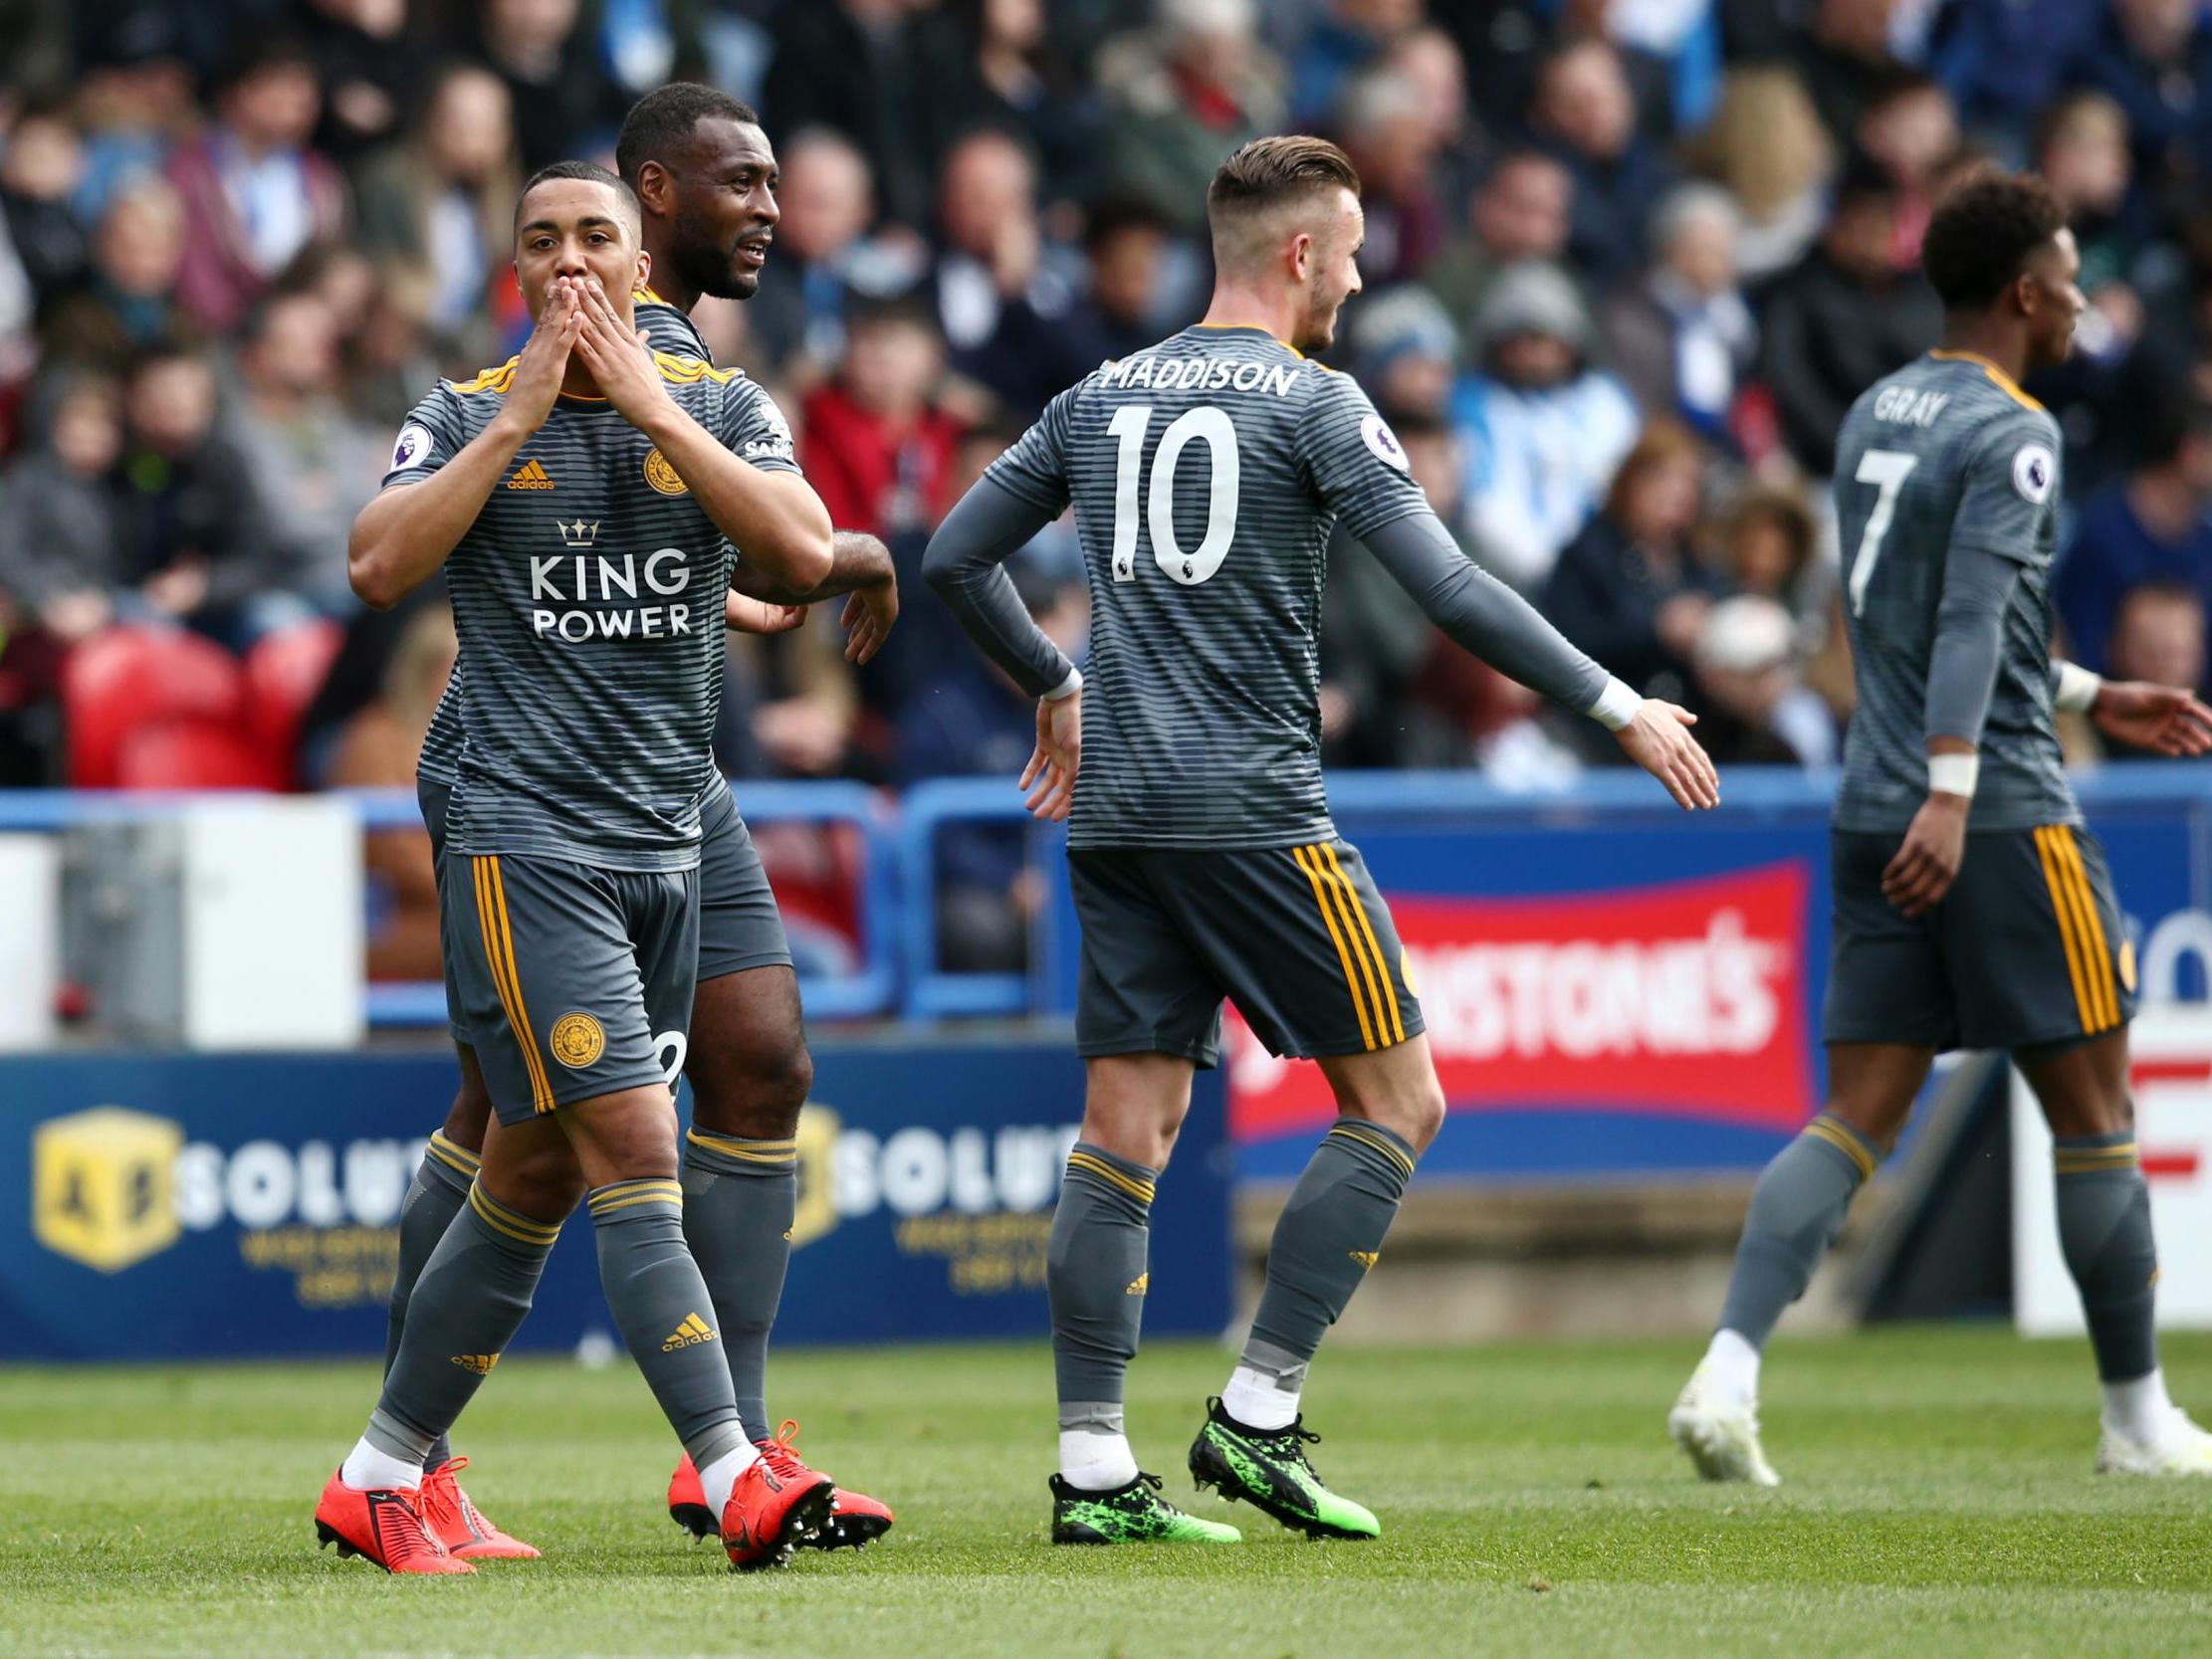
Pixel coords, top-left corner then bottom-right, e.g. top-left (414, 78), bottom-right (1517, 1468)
top-left (3, 0), bottom-right (2212, 967)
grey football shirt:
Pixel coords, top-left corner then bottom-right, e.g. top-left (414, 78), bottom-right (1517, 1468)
top-left (384, 335), bottom-right (798, 870)
top-left (414, 293), bottom-right (789, 796)
top-left (1833, 350), bottom-right (2077, 833)
top-left (986, 323), bottom-right (1430, 849)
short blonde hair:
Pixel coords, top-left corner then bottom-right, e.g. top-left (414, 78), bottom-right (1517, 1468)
top-left (1207, 134), bottom-right (1362, 263)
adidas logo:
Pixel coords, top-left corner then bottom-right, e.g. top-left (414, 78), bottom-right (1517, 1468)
top-left (662, 1312), bottom-right (718, 1350)
top-left (506, 458), bottom-right (554, 490)
top-left (450, 1352), bottom-right (501, 1374)
top-left (1125, 1273), bottom-right (1149, 1296)
top-left (1349, 1251), bottom-right (1379, 1270)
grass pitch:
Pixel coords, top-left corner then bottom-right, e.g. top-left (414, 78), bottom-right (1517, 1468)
top-left (5, 1329), bottom-right (2211, 1659)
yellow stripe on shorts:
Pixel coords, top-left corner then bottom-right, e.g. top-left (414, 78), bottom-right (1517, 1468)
top-left (2054, 828), bottom-right (2120, 1031)
top-left (1293, 844), bottom-right (1377, 1050)
top-left (474, 857), bottom-right (553, 1113)
top-left (2033, 827), bottom-right (2102, 1036)
top-left (1321, 844), bottom-right (1406, 1046)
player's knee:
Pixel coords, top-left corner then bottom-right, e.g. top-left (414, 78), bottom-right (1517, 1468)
top-left (443, 1048), bottom-right (493, 1152)
top-left (691, 1033), bottom-right (812, 1141)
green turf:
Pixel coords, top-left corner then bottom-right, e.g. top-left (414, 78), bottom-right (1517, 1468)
top-left (5, 1329), bottom-right (2211, 1658)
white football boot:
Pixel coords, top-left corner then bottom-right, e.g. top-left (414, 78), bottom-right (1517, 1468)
top-left (1668, 1359), bottom-right (1782, 1487)
top-left (2097, 1405), bottom-right (2212, 1476)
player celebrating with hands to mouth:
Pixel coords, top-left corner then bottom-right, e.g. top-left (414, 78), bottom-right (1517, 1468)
top-left (384, 85), bottom-right (897, 1566)
top-left (318, 161), bottom-right (839, 1574)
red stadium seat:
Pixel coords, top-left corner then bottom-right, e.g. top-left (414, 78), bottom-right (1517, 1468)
top-left (113, 719), bottom-right (282, 790)
top-left (63, 627), bottom-right (250, 788)
top-left (244, 619), bottom-right (343, 787)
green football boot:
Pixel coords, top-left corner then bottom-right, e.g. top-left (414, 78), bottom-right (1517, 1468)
top-left (1187, 1395), bottom-right (1380, 1540)
top-left (1049, 1472), bottom-right (1242, 1545)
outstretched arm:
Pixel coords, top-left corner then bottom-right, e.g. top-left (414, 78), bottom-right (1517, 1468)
top-left (1363, 511), bottom-right (1719, 809)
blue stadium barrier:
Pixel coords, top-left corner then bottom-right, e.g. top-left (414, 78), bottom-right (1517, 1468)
top-left (0, 781), bottom-right (899, 1025)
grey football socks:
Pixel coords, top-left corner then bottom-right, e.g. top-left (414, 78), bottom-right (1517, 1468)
top-left (383, 1131), bottom-right (478, 1473)
top-left (681, 1127), bottom-right (799, 1439)
top-left (365, 1179), bottom-right (557, 1468)
top-left (2054, 1132), bottom-right (2160, 1383)
top-left (1049, 1142), bottom-right (1159, 1442)
top-left (586, 1178), bottom-right (752, 1471)
top-left (1716, 1114), bottom-right (1881, 1348)
top-left (1239, 1117), bottom-right (1417, 1398)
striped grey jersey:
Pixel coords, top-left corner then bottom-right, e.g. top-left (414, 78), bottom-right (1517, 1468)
top-left (987, 323), bottom-right (1429, 849)
top-left (1833, 350), bottom-right (2076, 833)
top-left (415, 295), bottom-right (736, 787)
top-left (383, 335), bottom-right (799, 871)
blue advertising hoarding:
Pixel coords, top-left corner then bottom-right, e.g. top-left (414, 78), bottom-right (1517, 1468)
top-left (0, 1036), bottom-right (1230, 1361)
top-left (1040, 767), bottom-right (2212, 1181)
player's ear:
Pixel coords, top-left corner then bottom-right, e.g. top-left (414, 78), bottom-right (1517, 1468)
top-left (635, 247), bottom-right (652, 290)
top-left (1288, 230), bottom-right (1313, 285)
top-left (634, 159), bottom-right (670, 217)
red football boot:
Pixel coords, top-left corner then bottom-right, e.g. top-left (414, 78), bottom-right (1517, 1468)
top-left (420, 1456), bottom-right (541, 1560)
top-left (721, 1452), bottom-right (836, 1571)
top-left (668, 1452), bottom-right (715, 1541)
top-left (758, 1421), bottom-right (895, 1551)
top-left (314, 1469), bottom-right (474, 1574)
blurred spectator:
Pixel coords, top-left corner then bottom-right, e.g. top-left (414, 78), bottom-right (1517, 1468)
top-left (800, 296), bottom-right (965, 544)
top-left (326, 602), bottom-right (457, 979)
top-left (1098, 0), bottom-right (1285, 233)
top-left (1719, 483), bottom-right (1820, 615)
top-left (1932, 0), bottom-right (2102, 146)
top-left (1757, 154), bottom-right (1940, 480)
top-left (1590, 0), bottom-right (1726, 137)
top-left (2069, 0), bottom-right (2212, 229)
top-left (296, 0), bottom-right (416, 163)
top-left (2039, 90), bottom-right (2153, 317)
top-left (2105, 585), bottom-right (2209, 726)
top-left (742, 128), bottom-right (921, 384)
top-left (1, 103), bottom-right (91, 309)
top-left (1792, 0), bottom-right (1911, 144)
top-left (0, 372), bottom-right (124, 646)
top-left (71, 24), bottom-right (198, 225)
top-left (164, 32), bottom-right (348, 335)
top-left (1597, 182), bottom-right (1757, 443)
top-left (766, 0), bottom-right (950, 228)
top-left (1062, 195), bottom-right (1177, 365)
top-left (1542, 420), bottom-right (1722, 713)
top-left (228, 291), bottom-right (386, 617)
top-left (1690, 593), bottom-right (1833, 765)
top-left (1451, 260), bottom-right (1640, 589)
top-left (1387, 24), bottom-right (1477, 183)
top-left (927, 128), bottom-right (1088, 420)
top-left (1684, 66), bottom-right (1835, 285)
top-left (920, 0), bottom-right (1104, 210)
top-left (1856, 70), bottom-right (1960, 269)
top-left (1525, 36), bottom-right (1674, 284)
top-left (339, 259), bottom-right (441, 429)
top-left (355, 64), bottom-right (521, 342)
top-left (1322, 407), bottom-right (1464, 769)
top-left (1332, 69), bottom-right (1446, 286)
top-left (1348, 286), bottom-right (1458, 420)
top-left (38, 179), bottom-right (192, 376)
top-left (1422, 149), bottom-right (1574, 344)
top-left (894, 568), bottom-right (1089, 971)
top-left (470, 0), bottom-right (620, 172)
top-left (1291, 0), bottom-right (1420, 127)
top-left (111, 342), bottom-right (279, 643)
top-left (2055, 392), bottom-right (2212, 680)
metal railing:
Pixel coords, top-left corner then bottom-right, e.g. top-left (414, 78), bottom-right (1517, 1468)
top-left (7, 761), bottom-right (2210, 1026)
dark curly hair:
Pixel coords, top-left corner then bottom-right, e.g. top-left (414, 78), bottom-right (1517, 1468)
top-left (1920, 166), bottom-right (2068, 311)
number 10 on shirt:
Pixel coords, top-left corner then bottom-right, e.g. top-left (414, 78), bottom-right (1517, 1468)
top-left (1108, 404), bottom-right (1241, 586)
